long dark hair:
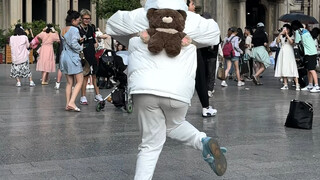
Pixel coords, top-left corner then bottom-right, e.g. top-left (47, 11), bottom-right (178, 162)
top-left (282, 24), bottom-right (293, 37)
top-left (65, 10), bottom-right (80, 26)
top-left (186, 0), bottom-right (191, 6)
top-left (291, 20), bottom-right (304, 31)
top-left (311, 27), bottom-right (320, 39)
top-left (14, 24), bottom-right (27, 36)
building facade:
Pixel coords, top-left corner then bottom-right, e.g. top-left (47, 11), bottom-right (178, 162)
top-left (0, 0), bottom-right (102, 31)
top-left (198, 0), bottom-right (320, 40)
top-left (0, 0), bottom-right (319, 41)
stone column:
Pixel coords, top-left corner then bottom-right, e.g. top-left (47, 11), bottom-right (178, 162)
top-left (47, 0), bottom-right (53, 23)
top-left (312, 0), bottom-right (320, 27)
top-left (215, 0), bottom-right (225, 38)
top-left (91, 2), bottom-right (96, 26)
top-left (9, 0), bottom-right (23, 26)
top-left (277, 0), bottom-right (286, 29)
top-left (239, 0), bottom-right (246, 29)
top-left (56, 0), bottom-right (70, 28)
top-left (26, 0), bottom-right (32, 22)
top-left (73, 0), bottom-right (78, 11)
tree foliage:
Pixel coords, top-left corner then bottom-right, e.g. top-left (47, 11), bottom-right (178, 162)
top-left (92, 0), bottom-right (141, 19)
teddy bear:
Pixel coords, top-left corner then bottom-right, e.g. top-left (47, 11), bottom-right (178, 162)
top-left (140, 8), bottom-right (192, 57)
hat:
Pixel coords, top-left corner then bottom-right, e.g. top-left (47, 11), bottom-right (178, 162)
top-left (228, 27), bottom-right (237, 32)
top-left (257, 22), bottom-right (264, 27)
top-left (144, 0), bottom-right (188, 11)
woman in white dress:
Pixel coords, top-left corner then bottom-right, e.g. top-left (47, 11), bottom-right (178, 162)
top-left (274, 24), bottom-right (300, 90)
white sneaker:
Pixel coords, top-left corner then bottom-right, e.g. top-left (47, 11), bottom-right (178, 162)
top-left (80, 96), bottom-right (88, 105)
top-left (221, 80), bottom-right (228, 87)
top-left (29, 81), bottom-right (35, 87)
top-left (237, 81), bottom-right (245, 87)
top-left (301, 86), bottom-right (313, 91)
top-left (95, 94), bottom-right (104, 101)
top-left (54, 82), bottom-right (60, 90)
top-left (296, 84), bottom-right (300, 91)
top-left (208, 90), bottom-right (214, 98)
top-left (280, 85), bottom-right (288, 90)
top-left (310, 86), bottom-right (320, 93)
top-left (16, 82), bottom-right (21, 87)
top-left (202, 106), bottom-right (217, 117)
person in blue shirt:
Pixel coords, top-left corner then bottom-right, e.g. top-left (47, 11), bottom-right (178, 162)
top-left (292, 20), bottom-right (320, 93)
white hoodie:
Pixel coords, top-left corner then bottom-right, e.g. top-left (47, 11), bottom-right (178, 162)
top-left (107, 0), bottom-right (220, 104)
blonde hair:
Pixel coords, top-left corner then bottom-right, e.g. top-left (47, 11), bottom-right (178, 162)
top-left (80, 9), bottom-right (91, 17)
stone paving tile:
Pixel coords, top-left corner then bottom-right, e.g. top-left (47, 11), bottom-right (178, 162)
top-left (0, 64), bottom-right (319, 179)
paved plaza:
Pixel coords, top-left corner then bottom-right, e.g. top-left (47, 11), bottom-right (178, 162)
top-left (0, 64), bottom-right (319, 180)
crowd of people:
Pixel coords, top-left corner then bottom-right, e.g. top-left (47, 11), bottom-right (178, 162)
top-left (217, 21), bottom-right (320, 93)
top-left (7, 0), bottom-right (320, 179)
top-left (9, 9), bottom-right (127, 111)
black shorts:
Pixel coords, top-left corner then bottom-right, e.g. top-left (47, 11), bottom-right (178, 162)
top-left (304, 55), bottom-right (317, 70)
top-left (83, 48), bottom-right (98, 76)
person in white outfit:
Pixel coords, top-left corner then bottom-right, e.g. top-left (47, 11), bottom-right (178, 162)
top-left (274, 24), bottom-right (300, 90)
top-left (107, 0), bottom-right (227, 179)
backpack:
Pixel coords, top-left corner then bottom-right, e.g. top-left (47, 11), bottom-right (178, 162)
top-left (223, 36), bottom-right (236, 58)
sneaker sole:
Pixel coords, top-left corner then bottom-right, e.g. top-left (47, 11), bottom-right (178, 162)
top-left (80, 102), bottom-right (88, 105)
top-left (310, 90), bottom-right (320, 93)
top-left (209, 139), bottom-right (227, 176)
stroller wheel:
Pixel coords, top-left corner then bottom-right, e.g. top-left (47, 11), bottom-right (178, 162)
top-left (126, 103), bottom-right (133, 113)
top-left (96, 103), bottom-right (101, 112)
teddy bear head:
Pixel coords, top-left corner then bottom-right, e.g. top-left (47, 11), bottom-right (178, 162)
top-left (147, 8), bottom-right (187, 32)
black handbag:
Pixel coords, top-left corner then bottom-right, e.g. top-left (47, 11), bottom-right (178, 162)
top-left (285, 99), bottom-right (313, 129)
top-left (239, 57), bottom-right (249, 75)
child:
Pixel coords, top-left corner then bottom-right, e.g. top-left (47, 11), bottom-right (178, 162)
top-left (9, 24), bottom-right (35, 87)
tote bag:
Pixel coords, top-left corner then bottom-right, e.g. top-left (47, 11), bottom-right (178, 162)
top-left (285, 99), bottom-right (313, 130)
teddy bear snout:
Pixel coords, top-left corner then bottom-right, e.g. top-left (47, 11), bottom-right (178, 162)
top-left (162, 16), bottom-right (173, 23)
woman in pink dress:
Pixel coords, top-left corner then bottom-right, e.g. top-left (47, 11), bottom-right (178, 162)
top-left (35, 24), bottom-right (60, 85)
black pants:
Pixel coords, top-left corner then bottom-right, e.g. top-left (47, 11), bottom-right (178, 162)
top-left (248, 58), bottom-right (254, 77)
top-left (195, 51), bottom-right (209, 108)
top-left (204, 57), bottom-right (217, 91)
top-left (274, 47), bottom-right (280, 70)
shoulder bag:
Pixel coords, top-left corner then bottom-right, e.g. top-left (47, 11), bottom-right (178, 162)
top-left (285, 99), bottom-right (313, 129)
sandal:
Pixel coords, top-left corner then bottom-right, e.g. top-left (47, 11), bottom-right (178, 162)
top-left (66, 106), bottom-right (81, 112)
top-left (202, 137), bottom-right (227, 176)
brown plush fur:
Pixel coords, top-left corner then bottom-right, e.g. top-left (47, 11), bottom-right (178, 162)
top-left (144, 8), bottom-right (188, 57)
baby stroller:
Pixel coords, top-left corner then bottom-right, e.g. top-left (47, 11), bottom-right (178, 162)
top-left (96, 50), bottom-right (133, 113)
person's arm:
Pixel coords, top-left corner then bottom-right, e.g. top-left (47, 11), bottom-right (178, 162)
top-left (68, 28), bottom-right (83, 53)
top-left (263, 33), bottom-right (268, 47)
top-left (294, 30), bottom-right (301, 44)
top-left (25, 36), bottom-right (30, 48)
top-left (233, 37), bottom-right (243, 54)
top-left (185, 12), bottom-right (220, 47)
top-left (286, 33), bottom-right (294, 45)
top-left (106, 8), bottom-right (148, 46)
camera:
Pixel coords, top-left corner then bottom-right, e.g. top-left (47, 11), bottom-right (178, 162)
top-left (277, 27), bottom-right (283, 32)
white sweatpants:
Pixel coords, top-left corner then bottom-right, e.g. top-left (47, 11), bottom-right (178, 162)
top-left (133, 94), bottom-right (206, 180)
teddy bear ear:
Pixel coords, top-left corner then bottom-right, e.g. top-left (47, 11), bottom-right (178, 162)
top-left (177, 10), bottom-right (187, 20)
top-left (147, 8), bottom-right (157, 20)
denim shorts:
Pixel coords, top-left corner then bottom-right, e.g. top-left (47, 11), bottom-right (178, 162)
top-left (229, 57), bottom-right (239, 62)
